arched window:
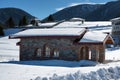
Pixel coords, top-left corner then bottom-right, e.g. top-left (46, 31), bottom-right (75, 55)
top-left (54, 50), bottom-right (59, 57)
top-left (80, 46), bottom-right (92, 60)
top-left (36, 48), bottom-right (41, 57)
top-left (80, 47), bottom-right (86, 60)
top-left (89, 49), bottom-right (92, 60)
top-left (45, 46), bottom-right (50, 57)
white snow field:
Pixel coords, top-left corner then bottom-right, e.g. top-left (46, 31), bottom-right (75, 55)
top-left (0, 23), bottom-right (120, 80)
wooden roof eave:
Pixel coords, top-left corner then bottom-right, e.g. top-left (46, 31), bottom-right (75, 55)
top-left (103, 34), bottom-right (114, 45)
top-left (75, 34), bottom-right (114, 45)
top-left (74, 42), bottom-right (103, 45)
top-left (9, 35), bottom-right (83, 39)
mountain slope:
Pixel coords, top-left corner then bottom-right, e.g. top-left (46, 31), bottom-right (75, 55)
top-left (86, 1), bottom-right (120, 21)
top-left (0, 8), bottom-right (35, 27)
top-left (51, 4), bottom-right (102, 21)
top-left (44, 0), bottom-right (120, 21)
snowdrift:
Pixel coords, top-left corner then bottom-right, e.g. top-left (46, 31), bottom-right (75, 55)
top-left (34, 66), bottom-right (120, 80)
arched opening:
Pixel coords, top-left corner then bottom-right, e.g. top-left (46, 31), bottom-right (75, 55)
top-left (53, 49), bottom-right (59, 57)
top-left (45, 46), bottom-right (50, 57)
top-left (80, 46), bottom-right (92, 60)
top-left (80, 47), bottom-right (86, 60)
top-left (35, 48), bottom-right (42, 57)
top-left (89, 49), bottom-right (92, 60)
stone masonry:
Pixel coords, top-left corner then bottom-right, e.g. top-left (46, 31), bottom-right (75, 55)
top-left (19, 37), bottom-right (105, 63)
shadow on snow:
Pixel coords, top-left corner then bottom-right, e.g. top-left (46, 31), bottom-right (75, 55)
top-left (0, 60), bottom-right (98, 67)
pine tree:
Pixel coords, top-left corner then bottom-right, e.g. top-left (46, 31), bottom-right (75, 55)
top-left (5, 17), bottom-right (15, 28)
top-left (22, 16), bottom-right (28, 25)
top-left (18, 16), bottom-right (28, 26)
top-left (47, 15), bottom-right (54, 22)
top-left (18, 19), bottom-right (22, 26)
top-left (0, 25), bottom-right (4, 36)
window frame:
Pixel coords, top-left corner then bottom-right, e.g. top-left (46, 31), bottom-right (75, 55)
top-left (36, 48), bottom-right (42, 57)
top-left (45, 46), bottom-right (51, 57)
top-left (53, 49), bottom-right (59, 57)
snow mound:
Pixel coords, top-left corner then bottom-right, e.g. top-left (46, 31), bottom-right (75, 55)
top-left (33, 66), bottom-right (120, 80)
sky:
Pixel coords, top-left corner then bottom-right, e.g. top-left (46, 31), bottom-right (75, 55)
top-left (0, 0), bottom-right (116, 20)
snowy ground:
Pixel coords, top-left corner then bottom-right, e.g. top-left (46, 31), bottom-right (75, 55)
top-left (0, 27), bottom-right (120, 80)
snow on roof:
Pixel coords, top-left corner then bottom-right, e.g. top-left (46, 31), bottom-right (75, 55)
top-left (39, 22), bottom-right (57, 27)
top-left (70, 18), bottom-right (85, 21)
top-left (80, 31), bottom-right (108, 43)
top-left (111, 17), bottom-right (120, 21)
top-left (18, 22), bottom-right (57, 28)
top-left (24, 24), bottom-right (33, 27)
top-left (54, 21), bottom-right (111, 28)
top-left (54, 21), bottom-right (82, 28)
top-left (94, 28), bottom-right (112, 33)
top-left (10, 28), bottom-right (86, 38)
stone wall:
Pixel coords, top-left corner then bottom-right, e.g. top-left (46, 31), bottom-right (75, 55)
top-left (78, 44), bottom-right (105, 63)
top-left (19, 38), bottom-right (79, 61)
top-left (19, 38), bottom-right (105, 63)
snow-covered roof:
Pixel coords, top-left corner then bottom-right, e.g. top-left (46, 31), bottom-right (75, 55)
top-left (70, 18), bottom-right (85, 21)
top-left (111, 17), bottom-right (120, 21)
top-left (10, 28), bottom-right (86, 38)
top-left (79, 31), bottom-right (108, 43)
top-left (54, 21), bottom-right (82, 28)
top-left (18, 22), bottom-right (57, 28)
top-left (54, 21), bottom-right (111, 28)
top-left (38, 22), bottom-right (57, 27)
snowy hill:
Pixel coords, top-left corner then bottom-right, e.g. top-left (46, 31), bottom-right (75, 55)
top-left (44, 4), bottom-right (101, 21)
top-left (44, 0), bottom-right (120, 21)
top-left (0, 8), bottom-right (35, 27)
top-left (0, 23), bottom-right (120, 80)
top-left (87, 0), bottom-right (120, 21)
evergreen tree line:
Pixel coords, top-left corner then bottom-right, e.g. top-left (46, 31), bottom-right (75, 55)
top-left (0, 24), bottom-right (4, 36)
top-left (5, 14), bottom-right (55, 28)
top-left (18, 16), bottom-right (28, 26)
top-left (0, 16), bottom-right (29, 36)
top-left (5, 15), bottom-right (28, 28)
top-left (0, 14), bottom-right (55, 36)
top-left (46, 15), bottom-right (54, 22)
